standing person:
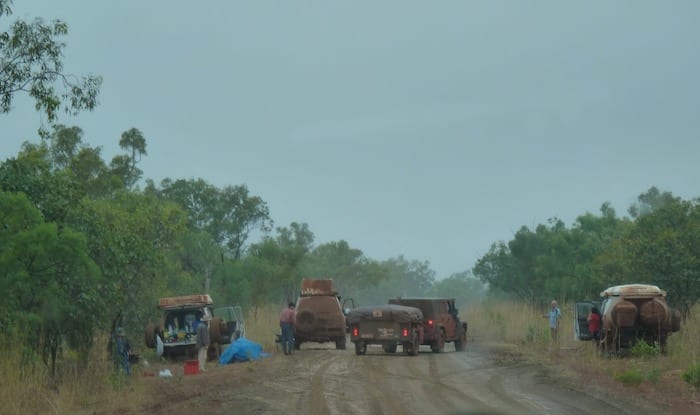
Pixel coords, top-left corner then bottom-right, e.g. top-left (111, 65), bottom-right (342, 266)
top-left (196, 314), bottom-right (211, 372)
top-left (587, 306), bottom-right (602, 346)
top-left (113, 327), bottom-right (132, 375)
top-left (545, 300), bottom-right (562, 346)
top-left (279, 302), bottom-right (296, 355)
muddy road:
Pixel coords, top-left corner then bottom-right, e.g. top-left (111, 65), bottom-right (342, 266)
top-left (146, 339), bottom-right (671, 415)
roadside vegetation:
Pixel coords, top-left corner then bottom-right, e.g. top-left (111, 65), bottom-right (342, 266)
top-left (2, 0), bottom-right (700, 413)
top-left (465, 301), bottom-right (700, 406)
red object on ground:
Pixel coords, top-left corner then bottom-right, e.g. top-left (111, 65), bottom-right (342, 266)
top-left (184, 360), bottom-right (199, 375)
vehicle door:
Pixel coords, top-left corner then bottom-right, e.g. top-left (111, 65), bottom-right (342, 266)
top-left (213, 306), bottom-right (246, 342)
top-left (437, 300), bottom-right (453, 337)
top-left (574, 300), bottom-right (601, 341)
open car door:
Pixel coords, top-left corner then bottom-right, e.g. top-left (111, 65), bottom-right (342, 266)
top-left (213, 306), bottom-right (246, 343)
top-left (574, 300), bottom-right (601, 340)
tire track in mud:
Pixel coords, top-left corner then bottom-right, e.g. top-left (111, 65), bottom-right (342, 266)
top-left (343, 351), bottom-right (418, 415)
top-left (395, 345), bottom-right (540, 414)
top-left (358, 353), bottom-right (415, 415)
top-left (306, 354), bottom-right (342, 415)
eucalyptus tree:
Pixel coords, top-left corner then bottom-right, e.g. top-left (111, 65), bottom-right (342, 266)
top-left (429, 271), bottom-right (486, 309)
top-left (301, 240), bottom-right (389, 302)
top-left (246, 222), bottom-right (315, 305)
top-left (67, 192), bottom-right (189, 331)
top-left (156, 178), bottom-right (273, 259)
top-left (625, 197), bottom-right (700, 318)
top-left (0, 0), bottom-right (101, 132)
top-left (0, 191), bottom-right (101, 375)
top-left (110, 128), bottom-right (147, 188)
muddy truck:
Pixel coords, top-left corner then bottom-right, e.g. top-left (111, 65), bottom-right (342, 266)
top-left (294, 279), bottom-right (351, 350)
top-left (348, 304), bottom-right (424, 356)
top-left (576, 284), bottom-right (681, 355)
top-left (388, 297), bottom-right (467, 352)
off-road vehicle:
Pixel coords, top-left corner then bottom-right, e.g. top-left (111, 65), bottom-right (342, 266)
top-left (144, 294), bottom-right (245, 358)
top-left (347, 304), bottom-right (424, 356)
top-left (294, 279), bottom-right (349, 350)
top-left (575, 284), bottom-right (681, 355)
top-left (388, 297), bottom-right (467, 352)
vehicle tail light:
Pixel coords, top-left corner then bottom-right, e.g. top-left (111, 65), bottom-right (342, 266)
top-left (402, 328), bottom-right (409, 337)
top-left (427, 319), bottom-right (434, 327)
top-left (352, 327), bottom-right (359, 337)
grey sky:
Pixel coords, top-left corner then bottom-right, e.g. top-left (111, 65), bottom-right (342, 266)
top-left (3, 1), bottom-right (699, 278)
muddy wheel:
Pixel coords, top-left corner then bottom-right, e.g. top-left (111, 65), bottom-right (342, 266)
top-left (209, 317), bottom-right (223, 343)
top-left (431, 330), bottom-right (445, 353)
top-left (383, 343), bottom-right (397, 353)
top-left (454, 330), bottom-right (467, 352)
top-left (144, 323), bottom-right (157, 348)
top-left (671, 309), bottom-right (681, 332)
top-left (354, 341), bottom-right (366, 355)
top-left (409, 336), bottom-right (419, 356)
top-left (294, 338), bottom-right (302, 350)
top-left (660, 336), bottom-right (668, 355)
top-left (335, 336), bottom-right (347, 350)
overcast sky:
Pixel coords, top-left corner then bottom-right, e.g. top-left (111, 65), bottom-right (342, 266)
top-left (3, 1), bottom-right (699, 278)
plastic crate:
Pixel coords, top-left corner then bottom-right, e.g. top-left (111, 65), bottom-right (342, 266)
top-left (184, 360), bottom-right (199, 375)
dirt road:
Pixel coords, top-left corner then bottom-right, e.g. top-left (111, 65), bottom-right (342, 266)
top-left (142, 338), bottom-right (677, 415)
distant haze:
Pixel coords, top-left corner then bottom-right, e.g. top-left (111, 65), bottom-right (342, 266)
top-left (4, 1), bottom-right (699, 277)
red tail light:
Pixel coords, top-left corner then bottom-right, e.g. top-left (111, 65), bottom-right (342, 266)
top-left (402, 328), bottom-right (409, 337)
top-left (427, 319), bottom-right (434, 327)
top-left (352, 327), bottom-right (359, 337)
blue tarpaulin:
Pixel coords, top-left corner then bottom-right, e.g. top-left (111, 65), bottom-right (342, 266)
top-left (219, 338), bottom-right (271, 365)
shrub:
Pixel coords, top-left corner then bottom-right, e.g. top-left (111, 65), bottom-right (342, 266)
top-left (682, 364), bottom-right (700, 391)
top-left (615, 368), bottom-right (644, 386)
top-left (630, 341), bottom-right (659, 358)
top-left (646, 368), bottom-right (661, 383)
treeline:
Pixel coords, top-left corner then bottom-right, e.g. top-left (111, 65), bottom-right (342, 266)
top-left (0, 126), bottom-right (484, 374)
top-left (473, 188), bottom-right (700, 318)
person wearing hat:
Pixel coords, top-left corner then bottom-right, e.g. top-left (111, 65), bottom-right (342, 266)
top-left (196, 314), bottom-right (211, 372)
top-left (279, 302), bottom-right (296, 355)
top-left (113, 327), bottom-right (132, 375)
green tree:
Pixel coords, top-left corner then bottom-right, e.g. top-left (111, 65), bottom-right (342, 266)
top-left (67, 192), bottom-right (189, 331)
top-left (429, 271), bottom-right (486, 310)
top-left (301, 240), bottom-right (389, 304)
top-left (155, 178), bottom-right (273, 259)
top-left (246, 222), bottom-right (315, 305)
top-left (0, 0), bottom-right (101, 128)
top-left (628, 186), bottom-right (679, 219)
top-left (625, 197), bottom-right (700, 317)
top-left (0, 191), bottom-right (101, 375)
top-left (111, 127), bottom-right (147, 188)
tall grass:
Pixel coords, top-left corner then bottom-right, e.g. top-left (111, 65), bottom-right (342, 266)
top-left (0, 332), bottom-right (152, 415)
top-left (242, 304), bottom-right (284, 352)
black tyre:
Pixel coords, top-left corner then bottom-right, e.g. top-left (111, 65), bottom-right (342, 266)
top-left (354, 341), bottom-right (366, 355)
top-left (671, 309), bottom-right (681, 332)
top-left (383, 343), bottom-right (397, 353)
top-left (294, 338), bottom-right (302, 350)
top-left (408, 336), bottom-right (419, 356)
top-left (144, 323), bottom-right (157, 348)
top-left (455, 330), bottom-right (467, 351)
top-left (335, 336), bottom-right (347, 350)
top-left (431, 330), bottom-right (445, 353)
top-left (209, 317), bottom-right (224, 343)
